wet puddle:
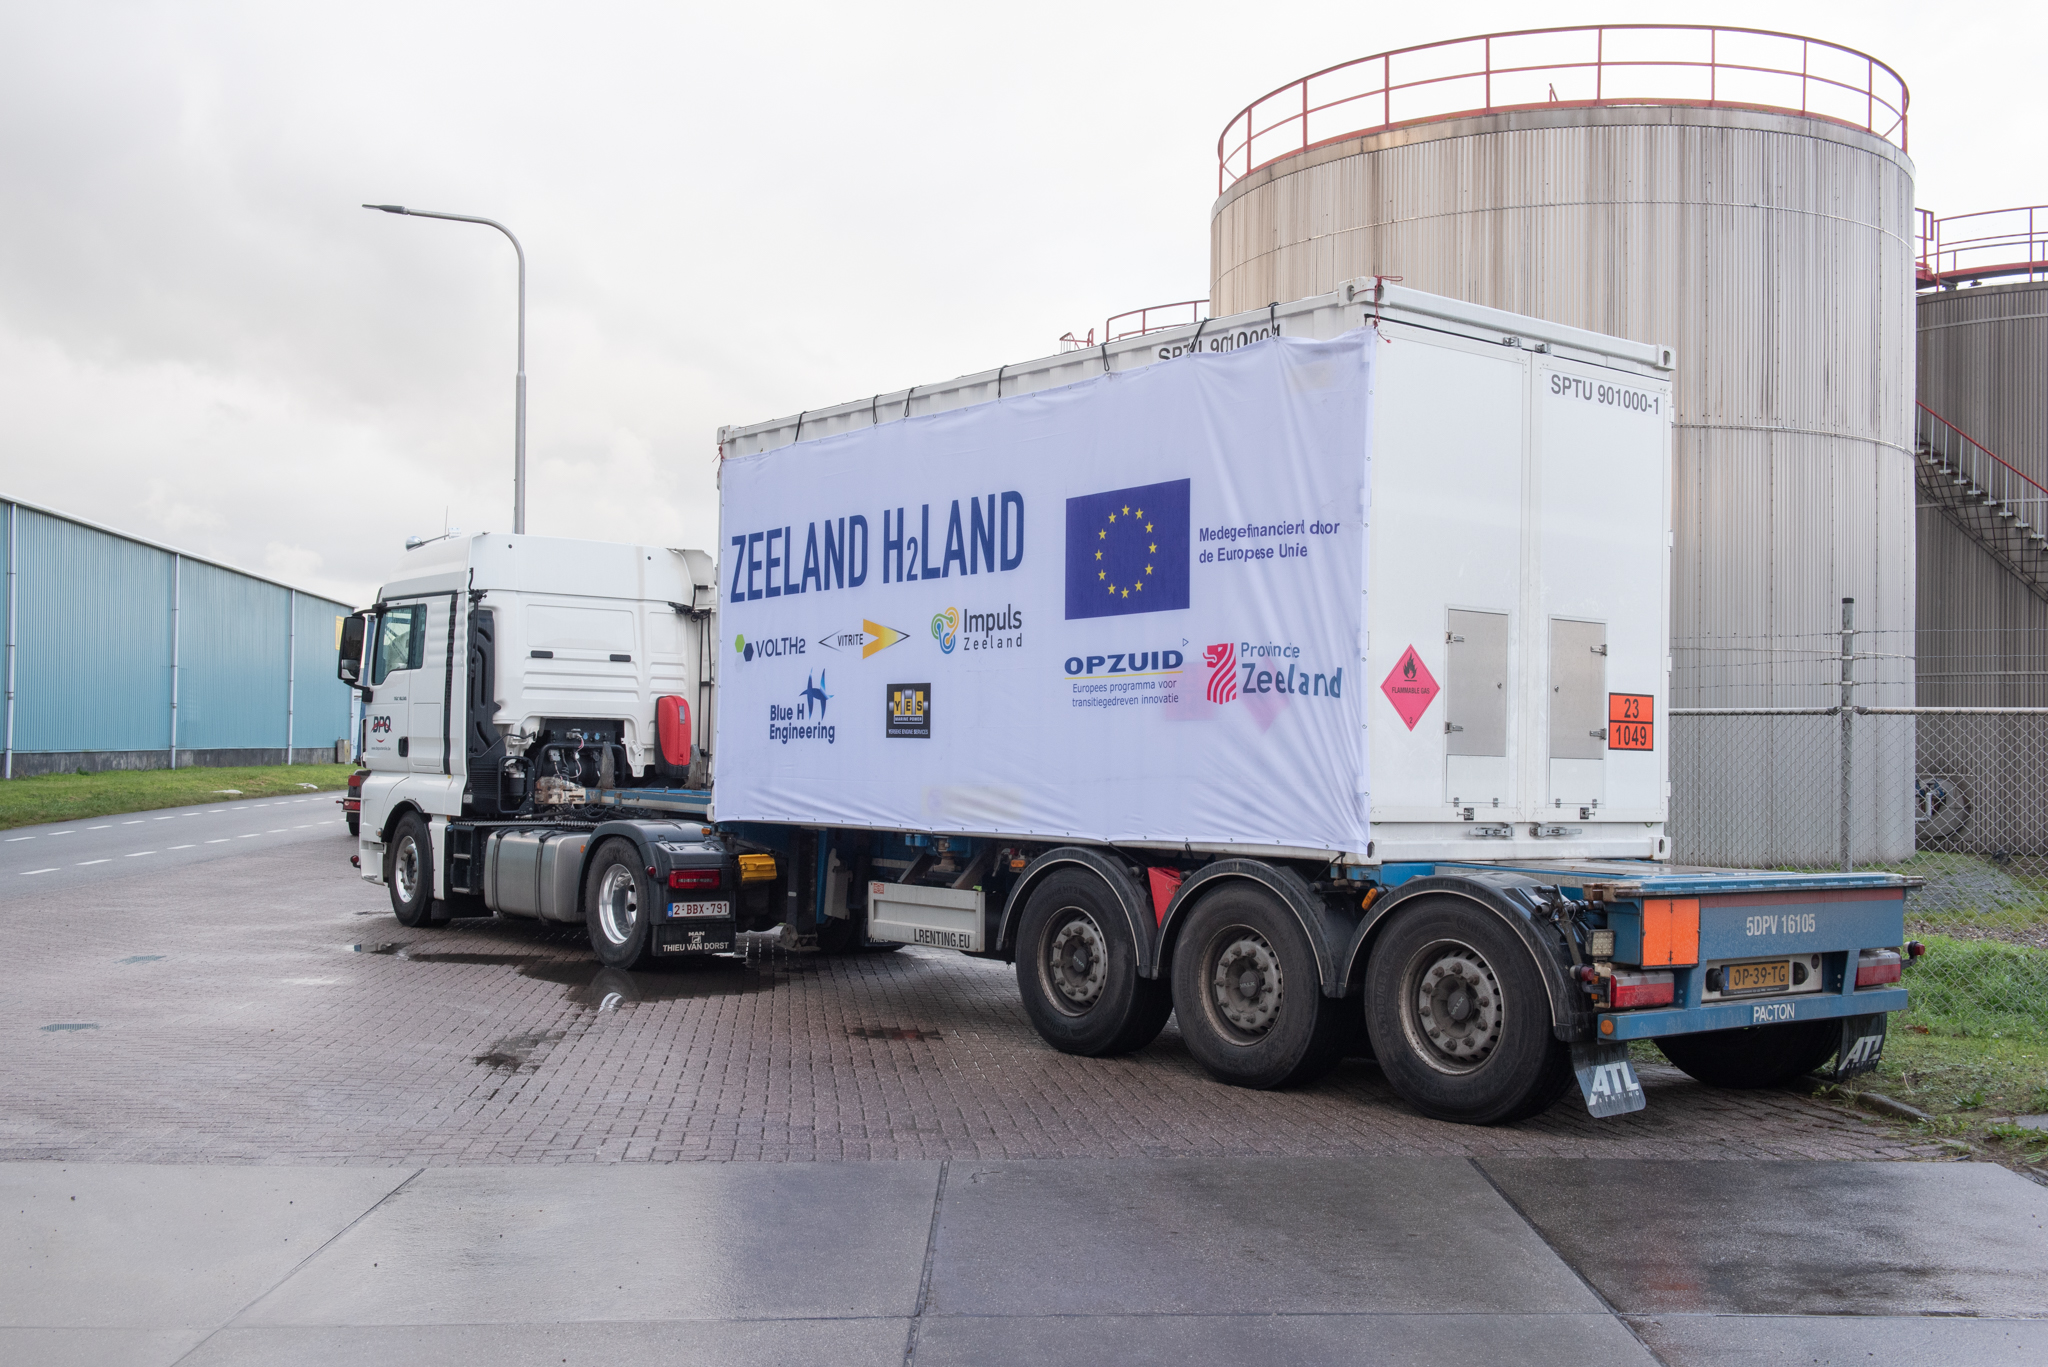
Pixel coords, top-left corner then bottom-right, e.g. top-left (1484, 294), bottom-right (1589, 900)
top-left (517, 959), bottom-right (771, 1009)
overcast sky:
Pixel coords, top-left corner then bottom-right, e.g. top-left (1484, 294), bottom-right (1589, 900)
top-left (2, 1), bottom-right (2039, 605)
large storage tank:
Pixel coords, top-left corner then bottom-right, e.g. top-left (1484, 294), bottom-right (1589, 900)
top-left (1915, 254), bottom-right (2048, 706)
top-left (1913, 215), bottom-right (2048, 854)
top-left (1210, 25), bottom-right (1917, 862)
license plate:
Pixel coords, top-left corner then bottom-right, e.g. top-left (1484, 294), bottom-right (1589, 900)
top-left (669, 901), bottom-right (730, 919)
top-left (1723, 960), bottom-right (1791, 995)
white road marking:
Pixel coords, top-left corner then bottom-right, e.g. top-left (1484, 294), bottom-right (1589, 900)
top-left (49, 830), bottom-right (74, 836)
top-left (6, 836), bottom-right (33, 842)
top-left (77, 859), bottom-right (109, 866)
top-left (169, 844), bottom-right (195, 851)
top-left (238, 834), bottom-right (260, 839)
top-left (126, 851), bottom-right (155, 858)
top-left (267, 829), bottom-right (288, 833)
top-left (205, 839), bottom-right (229, 845)
top-left (295, 824), bottom-right (315, 829)
top-left (20, 868), bottom-right (56, 875)
top-left (122, 821), bottom-right (142, 826)
top-left (89, 825), bottom-right (111, 830)
top-left (155, 816), bottom-right (175, 821)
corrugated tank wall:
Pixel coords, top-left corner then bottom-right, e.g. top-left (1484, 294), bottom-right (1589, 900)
top-left (1915, 280), bottom-right (2048, 707)
top-left (2, 498), bottom-right (358, 774)
top-left (1212, 106), bottom-right (1918, 861)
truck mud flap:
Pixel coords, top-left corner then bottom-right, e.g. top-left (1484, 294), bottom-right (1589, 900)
top-left (1570, 1040), bottom-right (1646, 1118)
top-left (1831, 1012), bottom-right (1888, 1082)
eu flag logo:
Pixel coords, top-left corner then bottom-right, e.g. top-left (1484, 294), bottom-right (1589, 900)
top-left (1064, 478), bottom-right (1190, 620)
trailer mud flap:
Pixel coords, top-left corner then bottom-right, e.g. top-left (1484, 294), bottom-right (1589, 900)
top-left (1832, 1013), bottom-right (1888, 1082)
top-left (1571, 1041), bottom-right (1646, 1118)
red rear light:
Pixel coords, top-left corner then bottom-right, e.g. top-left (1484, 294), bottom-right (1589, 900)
top-left (668, 868), bottom-right (721, 891)
top-left (1856, 949), bottom-right (1902, 987)
top-left (1608, 969), bottom-right (1675, 1009)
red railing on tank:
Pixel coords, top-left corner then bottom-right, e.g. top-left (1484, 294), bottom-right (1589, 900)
top-left (1217, 26), bottom-right (1909, 194)
top-left (1918, 206), bottom-right (2048, 288)
top-left (1104, 300), bottom-right (1209, 342)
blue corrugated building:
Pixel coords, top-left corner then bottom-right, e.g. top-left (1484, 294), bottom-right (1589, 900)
top-left (2, 496), bottom-right (358, 777)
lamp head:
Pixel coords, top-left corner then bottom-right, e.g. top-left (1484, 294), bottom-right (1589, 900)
top-left (362, 204), bottom-right (408, 215)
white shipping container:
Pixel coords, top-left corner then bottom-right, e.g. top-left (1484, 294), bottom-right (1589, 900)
top-left (716, 282), bottom-right (1674, 866)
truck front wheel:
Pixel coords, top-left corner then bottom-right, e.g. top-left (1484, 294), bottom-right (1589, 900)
top-left (385, 811), bottom-right (435, 928)
top-left (1656, 1021), bottom-right (1839, 1089)
top-left (584, 840), bottom-right (655, 970)
top-left (1364, 898), bottom-right (1573, 1124)
top-left (1170, 885), bottom-right (1347, 1089)
top-left (1015, 871), bottom-right (1171, 1057)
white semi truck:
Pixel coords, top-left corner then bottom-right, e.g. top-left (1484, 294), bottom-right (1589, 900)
top-left (343, 281), bottom-right (1912, 1125)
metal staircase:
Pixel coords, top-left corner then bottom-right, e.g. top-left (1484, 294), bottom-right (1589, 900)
top-left (1915, 401), bottom-right (2048, 603)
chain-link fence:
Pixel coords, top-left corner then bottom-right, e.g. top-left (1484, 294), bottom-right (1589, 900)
top-left (1668, 623), bottom-right (2048, 1039)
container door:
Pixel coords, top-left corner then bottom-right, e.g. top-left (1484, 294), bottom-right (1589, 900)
top-left (1444, 608), bottom-right (1511, 809)
top-left (1548, 617), bottom-right (1606, 806)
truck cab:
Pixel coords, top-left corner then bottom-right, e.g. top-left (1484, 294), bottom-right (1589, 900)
top-left (337, 533), bottom-right (731, 958)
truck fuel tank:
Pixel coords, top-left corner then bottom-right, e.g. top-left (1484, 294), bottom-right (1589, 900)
top-left (483, 827), bottom-right (590, 922)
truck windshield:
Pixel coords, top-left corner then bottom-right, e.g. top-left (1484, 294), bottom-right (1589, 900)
top-left (371, 605), bottom-right (426, 684)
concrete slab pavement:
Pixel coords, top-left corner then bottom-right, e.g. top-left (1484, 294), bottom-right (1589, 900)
top-left (6, 1158), bottom-right (2046, 1367)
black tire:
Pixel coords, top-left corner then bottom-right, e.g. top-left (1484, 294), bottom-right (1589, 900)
top-left (583, 839), bottom-right (656, 970)
top-left (815, 914), bottom-right (860, 955)
top-left (1170, 885), bottom-right (1348, 1089)
top-left (384, 811), bottom-right (435, 928)
top-left (1363, 897), bottom-right (1574, 1125)
top-left (1015, 870), bottom-right (1171, 1057)
top-left (346, 813), bottom-right (360, 838)
top-left (1656, 1020), bottom-right (1839, 1089)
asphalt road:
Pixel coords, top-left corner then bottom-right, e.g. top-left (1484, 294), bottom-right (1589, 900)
top-left (2, 791), bottom-right (348, 892)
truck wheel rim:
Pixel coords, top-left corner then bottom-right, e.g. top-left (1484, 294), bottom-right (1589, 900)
top-left (1044, 911), bottom-right (1109, 1013)
top-left (597, 864), bottom-right (640, 947)
top-left (393, 835), bottom-right (420, 904)
top-left (1207, 929), bottom-right (1283, 1039)
top-left (1402, 941), bottom-right (1503, 1074)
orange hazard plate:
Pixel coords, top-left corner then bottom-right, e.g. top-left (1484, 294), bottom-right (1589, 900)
top-left (1608, 693), bottom-right (1654, 750)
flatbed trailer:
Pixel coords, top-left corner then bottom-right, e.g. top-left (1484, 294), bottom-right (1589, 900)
top-left (341, 280), bottom-right (1914, 1126)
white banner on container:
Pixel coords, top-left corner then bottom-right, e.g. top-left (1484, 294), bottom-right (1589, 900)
top-left (714, 331), bottom-right (1372, 854)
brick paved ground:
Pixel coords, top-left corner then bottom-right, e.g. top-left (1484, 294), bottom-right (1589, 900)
top-left (1, 829), bottom-right (1944, 1165)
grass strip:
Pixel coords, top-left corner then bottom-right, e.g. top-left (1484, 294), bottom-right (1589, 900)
top-left (0, 764), bottom-right (354, 830)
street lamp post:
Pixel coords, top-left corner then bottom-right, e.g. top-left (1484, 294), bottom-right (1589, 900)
top-left (363, 204), bottom-right (528, 534)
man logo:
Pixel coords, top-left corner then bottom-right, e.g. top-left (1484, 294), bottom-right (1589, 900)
top-left (1205, 643), bottom-right (1237, 703)
top-left (1063, 478), bottom-right (1190, 621)
top-left (931, 607), bottom-right (958, 654)
top-left (886, 683), bottom-right (932, 739)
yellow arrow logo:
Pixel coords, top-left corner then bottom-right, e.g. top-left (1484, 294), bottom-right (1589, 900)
top-left (862, 620), bottom-right (907, 658)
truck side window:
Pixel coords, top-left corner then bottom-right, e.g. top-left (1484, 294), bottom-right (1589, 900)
top-left (371, 605), bottom-right (426, 684)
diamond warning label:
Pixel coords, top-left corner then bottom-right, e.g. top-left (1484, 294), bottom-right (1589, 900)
top-left (1380, 646), bottom-right (1440, 731)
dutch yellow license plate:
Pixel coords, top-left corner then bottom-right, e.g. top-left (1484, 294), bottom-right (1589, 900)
top-left (1724, 960), bottom-right (1791, 995)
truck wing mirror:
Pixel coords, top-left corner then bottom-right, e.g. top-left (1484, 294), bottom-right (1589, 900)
top-left (337, 612), bottom-right (369, 686)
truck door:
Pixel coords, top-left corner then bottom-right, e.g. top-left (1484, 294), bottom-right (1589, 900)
top-left (364, 603), bottom-right (423, 767)
top-left (403, 597), bottom-right (455, 775)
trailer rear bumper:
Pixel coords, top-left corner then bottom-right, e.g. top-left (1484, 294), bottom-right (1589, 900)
top-left (1599, 985), bottom-right (1909, 1041)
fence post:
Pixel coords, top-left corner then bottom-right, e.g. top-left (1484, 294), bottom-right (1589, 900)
top-left (1839, 597), bottom-right (1854, 871)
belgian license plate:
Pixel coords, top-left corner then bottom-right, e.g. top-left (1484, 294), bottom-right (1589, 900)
top-left (1724, 960), bottom-right (1791, 995)
top-left (669, 900), bottom-right (730, 919)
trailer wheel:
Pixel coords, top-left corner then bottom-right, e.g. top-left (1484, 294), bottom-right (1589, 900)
top-left (1364, 898), bottom-right (1573, 1124)
top-left (346, 813), bottom-right (360, 838)
top-left (1170, 885), bottom-right (1347, 1089)
top-left (1015, 870), bottom-right (1170, 1057)
top-left (584, 840), bottom-right (655, 970)
top-left (1656, 1020), bottom-right (1839, 1089)
top-left (385, 811), bottom-right (435, 928)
